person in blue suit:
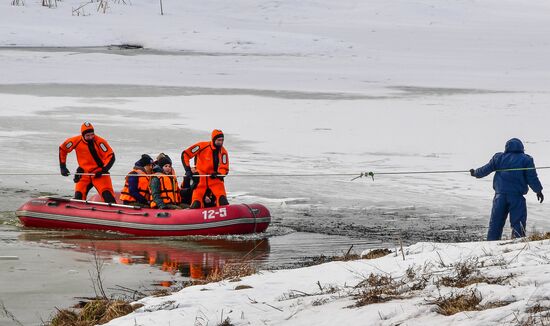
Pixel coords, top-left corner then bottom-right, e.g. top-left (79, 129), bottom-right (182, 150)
top-left (470, 138), bottom-right (544, 240)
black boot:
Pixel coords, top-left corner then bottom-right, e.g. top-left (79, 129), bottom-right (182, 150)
top-left (218, 195), bottom-right (229, 206)
top-left (190, 200), bottom-right (202, 209)
top-left (74, 191), bottom-right (83, 200)
top-left (102, 191), bottom-right (116, 204)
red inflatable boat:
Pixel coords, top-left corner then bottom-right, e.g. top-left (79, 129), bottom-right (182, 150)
top-left (16, 197), bottom-right (271, 236)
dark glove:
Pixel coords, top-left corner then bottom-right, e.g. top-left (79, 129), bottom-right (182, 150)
top-left (60, 163), bottom-right (70, 177)
top-left (73, 167), bottom-right (84, 183)
top-left (537, 192), bottom-right (544, 203)
top-left (185, 170), bottom-right (193, 178)
top-left (94, 168), bottom-right (109, 178)
top-left (210, 173), bottom-right (224, 180)
top-left (469, 169), bottom-right (475, 177)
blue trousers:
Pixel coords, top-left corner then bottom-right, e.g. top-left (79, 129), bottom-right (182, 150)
top-left (487, 193), bottom-right (527, 240)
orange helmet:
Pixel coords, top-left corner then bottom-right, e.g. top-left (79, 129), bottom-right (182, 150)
top-left (81, 121), bottom-right (94, 136)
top-left (211, 129), bottom-right (224, 141)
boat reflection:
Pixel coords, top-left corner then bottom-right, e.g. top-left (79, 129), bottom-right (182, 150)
top-left (19, 230), bottom-right (270, 280)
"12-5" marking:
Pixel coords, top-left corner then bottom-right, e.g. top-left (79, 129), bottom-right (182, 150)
top-left (202, 207), bottom-right (228, 220)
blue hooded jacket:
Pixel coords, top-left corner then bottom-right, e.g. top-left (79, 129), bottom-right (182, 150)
top-left (473, 138), bottom-right (543, 195)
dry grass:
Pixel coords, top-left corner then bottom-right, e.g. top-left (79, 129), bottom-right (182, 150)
top-left (520, 315), bottom-right (550, 326)
top-left (528, 232), bottom-right (550, 241)
top-left (521, 304), bottom-right (550, 326)
top-left (234, 285), bottom-right (253, 290)
top-left (205, 261), bottom-right (257, 283)
top-left (312, 297), bottom-right (330, 306)
top-left (151, 288), bottom-right (172, 297)
top-left (98, 301), bottom-right (134, 324)
top-left (48, 309), bottom-right (82, 326)
top-left (354, 274), bottom-right (402, 307)
top-left (437, 258), bottom-right (512, 288)
top-left (527, 304), bottom-right (550, 314)
top-left (429, 290), bottom-right (482, 316)
top-left (362, 248), bottom-right (392, 260)
top-left (404, 266), bottom-right (430, 291)
top-left (307, 247), bottom-right (391, 268)
top-left (217, 317), bottom-right (235, 326)
top-left (46, 299), bottom-right (138, 326)
top-left (478, 300), bottom-right (514, 310)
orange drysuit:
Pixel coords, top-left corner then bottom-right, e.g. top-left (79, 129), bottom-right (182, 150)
top-left (181, 129), bottom-right (229, 208)
top-left (59, 122), bottom-right (116, 202)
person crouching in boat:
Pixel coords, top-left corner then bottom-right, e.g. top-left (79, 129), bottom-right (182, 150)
top-left (181, 129), bottom-right (229, 209)
top-left (58, 121), bottom-right (116, 203)
top-left (119, 154), bottom-right (154, 207)
top-left (180, 174), bottom-right (216, 208)
top-left (150, 155), bottom-right (182, 209)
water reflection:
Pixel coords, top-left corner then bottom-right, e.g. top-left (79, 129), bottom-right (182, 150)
top-left (18, 230), bottom-right (270, 280)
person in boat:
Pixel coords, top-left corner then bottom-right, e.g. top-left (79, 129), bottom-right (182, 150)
top-left (119, 154), bottom-right (154, 206)
top-left (181, 129), bottom-right (229, 209)
top-left (150, 155), bottom-right (182, 209)
top-left (180, 172), bottom-right (216, 207)
top-left (180, 170), bottom-right (197, 205)
top-left (58, 121), bottom-right (116, 203)
top-left (470, 138), bottom-right (544, 240)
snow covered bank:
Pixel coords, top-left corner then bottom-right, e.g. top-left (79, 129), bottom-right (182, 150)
top-left (104, 237), bottom-right (550, 325)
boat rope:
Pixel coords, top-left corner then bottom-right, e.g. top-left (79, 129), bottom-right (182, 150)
top-left (0, 166), bottom-right (549, 181)
top-left (65, 205), bottom-right (149, 216)
top-left (350, 166), bottom-right (550, 181)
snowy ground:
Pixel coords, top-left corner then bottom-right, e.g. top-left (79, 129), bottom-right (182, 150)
top-left (104, 238), bottom-right (550, 326)
top-left (1, 0), bottom-right (550, 324)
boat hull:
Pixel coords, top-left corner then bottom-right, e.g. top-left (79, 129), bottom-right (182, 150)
top-left (16, 197), bottom-right (270, 236)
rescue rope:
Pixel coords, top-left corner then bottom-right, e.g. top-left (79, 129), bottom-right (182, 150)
top-left (351, 166), bottom-right (550, 181)
top-left (0, 166), bottom-right (549, 180)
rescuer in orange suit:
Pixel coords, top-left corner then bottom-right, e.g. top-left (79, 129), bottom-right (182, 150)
top-left (181, 129), bottom-right (229, 209)
top-left (58, 122), bottom-right (116, 203)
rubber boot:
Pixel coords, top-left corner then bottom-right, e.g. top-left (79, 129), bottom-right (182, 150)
top-left (218, 195), bottom-right (229, 206)
top-left (102, 191), bottom-right (116, 204)
top-left (190, 200), bottom-right (202, 209)
top-left (74, 191), bottom-right (83, 200)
